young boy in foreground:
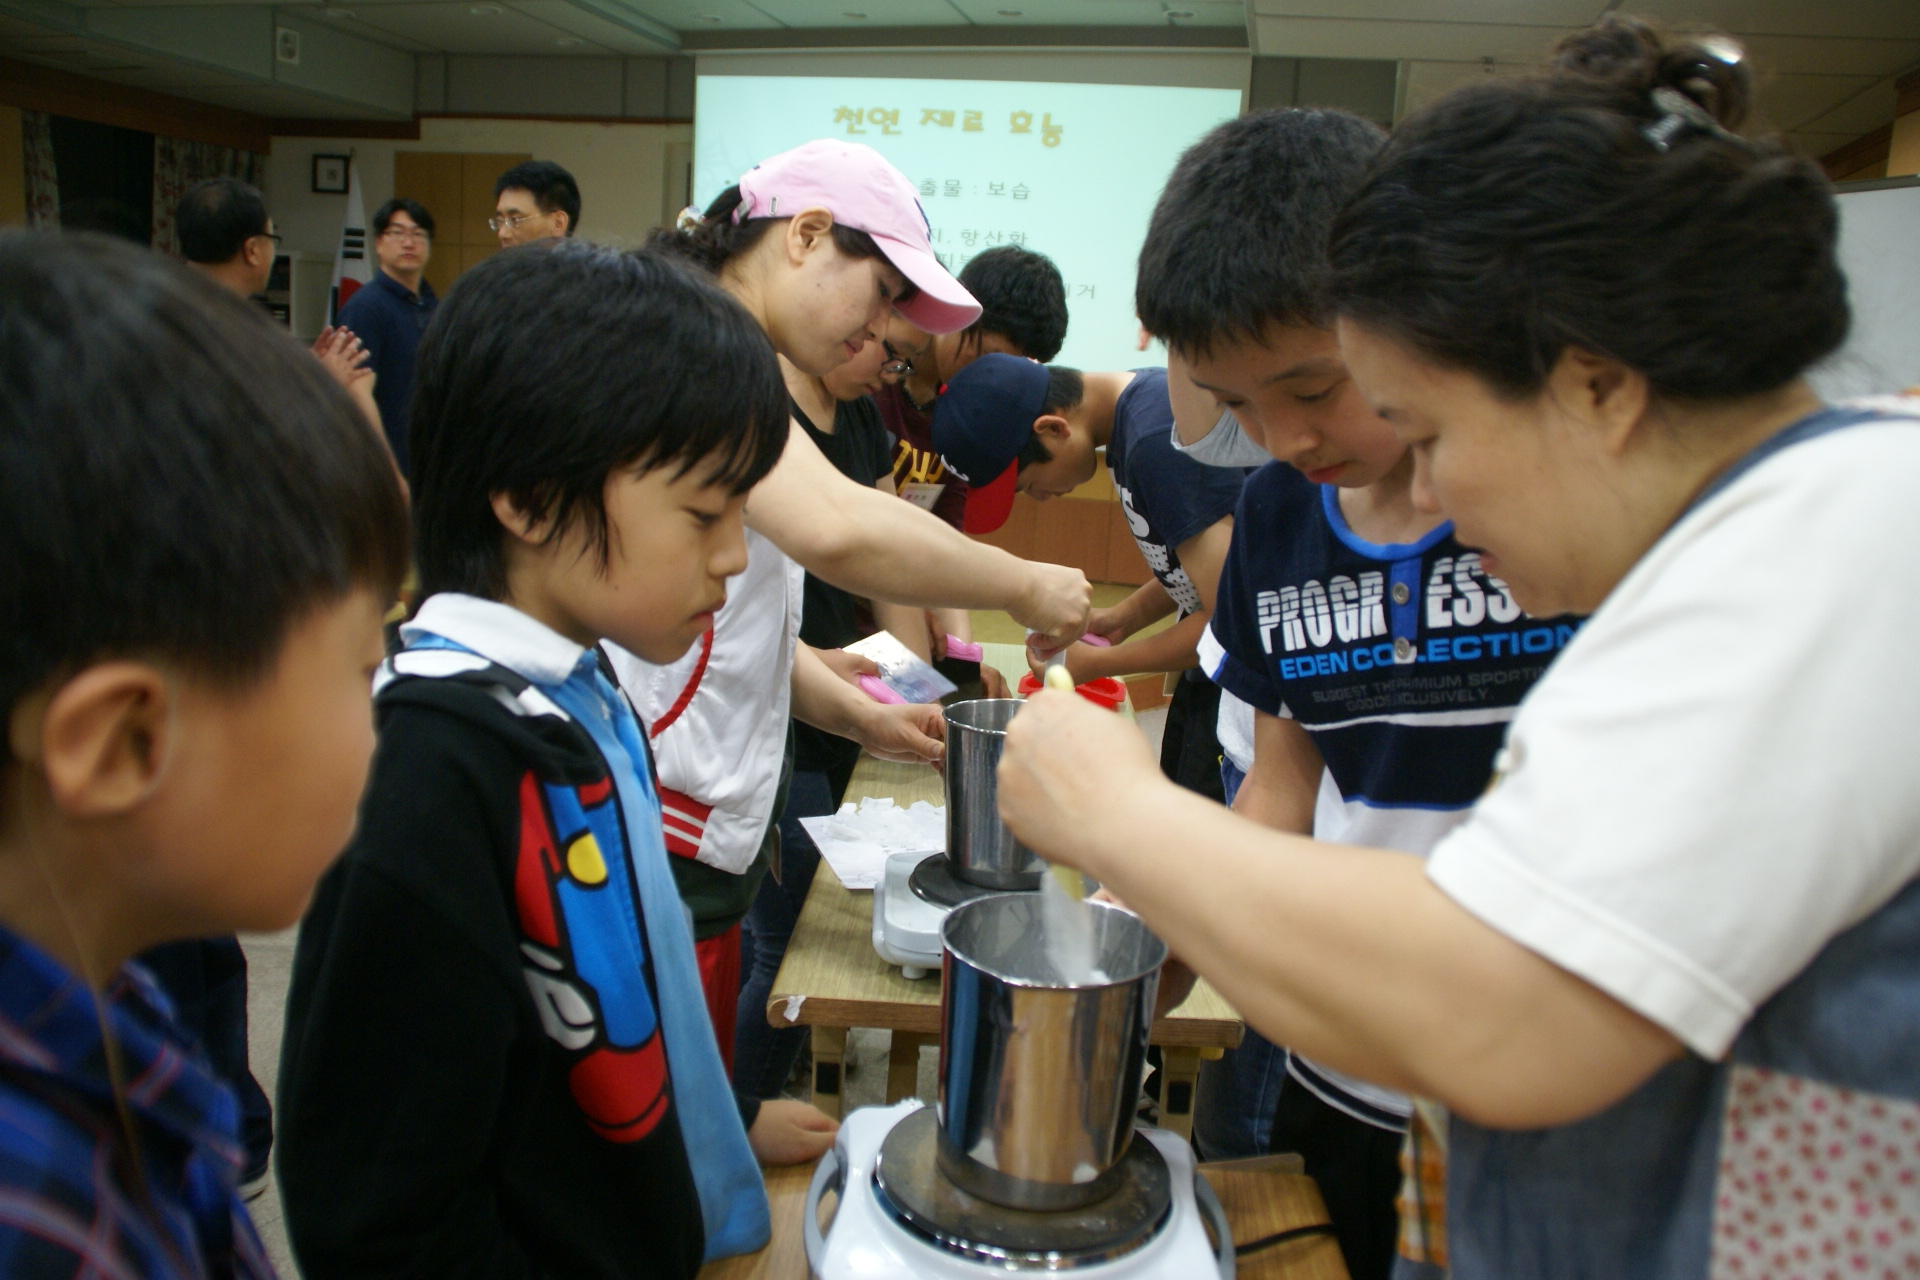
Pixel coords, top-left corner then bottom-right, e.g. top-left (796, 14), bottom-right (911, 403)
top-left (0, 230), bottom-right (409, 1278)
top-left (277, 243), bottom-right (832, 1280)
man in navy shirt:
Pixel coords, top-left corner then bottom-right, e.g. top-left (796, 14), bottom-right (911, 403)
top-left (932, 353), bottom-right (1249, 797)
top-left (337, 197), bottom-right (438, 469)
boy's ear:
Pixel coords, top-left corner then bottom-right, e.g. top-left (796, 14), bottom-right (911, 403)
top-left (490, 491), bottom-right (551, 546)
top-left (1033, 414), bottom-right (1073, 444)
top-left (18, 664), bottom-right (175, 818)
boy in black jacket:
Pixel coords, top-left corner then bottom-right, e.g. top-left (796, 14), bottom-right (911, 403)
top-left (278, 243), bottom-right (833, 1280)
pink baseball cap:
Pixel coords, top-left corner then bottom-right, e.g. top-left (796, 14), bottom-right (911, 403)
top-left (734, 139), bottom-right (982, 336)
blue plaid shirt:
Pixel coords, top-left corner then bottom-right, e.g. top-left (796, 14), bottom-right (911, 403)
top-left (0, 925), bottom-right (274, 1279)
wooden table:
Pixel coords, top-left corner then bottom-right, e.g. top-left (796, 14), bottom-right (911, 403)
top-left (766, 749), bottom-right (1244, 1141)
top-left (698, 1154), bottom-right (1348, 1279)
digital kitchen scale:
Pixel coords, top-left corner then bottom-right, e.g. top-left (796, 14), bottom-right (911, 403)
top-left (871, 850), bottom-right (1006, 978)
top-left (806, 1101), bottom-right (1234, 1278)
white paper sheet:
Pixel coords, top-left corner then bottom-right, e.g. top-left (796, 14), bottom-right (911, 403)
top-left (799, 797), bottom-right (945, 891)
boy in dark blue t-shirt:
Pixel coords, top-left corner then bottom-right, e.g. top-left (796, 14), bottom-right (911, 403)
top-left (1128, 108), bottom-right (1581, 1280)
top-left (930, 352), bottom-right (1250, 796)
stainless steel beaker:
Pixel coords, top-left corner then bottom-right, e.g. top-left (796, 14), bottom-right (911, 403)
top-left (935, 893), bottom-right (1168, 1211)
top-left (943, 699), bottom-right (1045, 890)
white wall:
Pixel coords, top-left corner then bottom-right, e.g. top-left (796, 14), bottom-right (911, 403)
top-left (266, 118), bottom-right (694, 258)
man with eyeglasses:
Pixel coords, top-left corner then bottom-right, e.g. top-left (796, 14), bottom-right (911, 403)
top-left (491, 160), bottom-right (581, 247)
top-left (336, 197), bottom-right (439, 468)
top-left (175, 177), bottom-right (384, 441)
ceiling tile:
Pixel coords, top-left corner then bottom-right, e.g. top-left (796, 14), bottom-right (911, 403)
top-left (1790, 74), bottom-right (1898, 139)
top-left (613, 0), bottom-right (782, 30)
top-left (1750, 72), bottom-right (1879, 132)
top-left (1631, 0), bottom-right (1920, 42)
top-left (506, 0), bottom-right (670, 50)
top-left (1251, 15), bottom-right (1575, 62)
top-left (1251, 0), bottom-right (1600, 21)
top-left (276, 7), bottom-right (440, 53)
top-left (944, 0), bottom-right (1245, 27)
top-left (746, 0), bottom-right (970, 27)
top-left (1732, 31), bottom-right (1920, 77)
top-left (339, 0), bottom-right (595, 51)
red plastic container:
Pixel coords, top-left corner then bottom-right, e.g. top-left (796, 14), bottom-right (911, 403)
top-left (1016, 671), bottom-right (1128, 712)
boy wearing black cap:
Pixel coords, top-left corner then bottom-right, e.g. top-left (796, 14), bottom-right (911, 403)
top-left (932, 353), bottom-right (1250, 798)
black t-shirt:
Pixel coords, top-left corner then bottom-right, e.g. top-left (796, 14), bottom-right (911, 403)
top-left (791, 395), bottom-right (893, 779)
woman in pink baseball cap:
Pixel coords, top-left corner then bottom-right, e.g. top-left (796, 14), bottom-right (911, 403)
top-left (654, 138), bottom-right (982, 374)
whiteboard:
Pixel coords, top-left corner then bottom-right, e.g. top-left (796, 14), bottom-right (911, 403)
top-left (1811, 179), bottom-right (1920, 400)
top-left (693, 75), bottom-right (1242, 372)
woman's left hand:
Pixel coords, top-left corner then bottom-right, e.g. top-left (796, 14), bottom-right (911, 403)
top-left (996, 689), bottom-right (1158, 871)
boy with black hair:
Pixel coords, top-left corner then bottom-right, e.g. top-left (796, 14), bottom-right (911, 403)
top-left (881, 244), bottom-right (1068, 534)
top-left (493, 159), bottom-right (582, 245)
top-left (1134, 107), bottom-right (1578, 1280)
top-left (931, 353), bottom-right (1250, 799)
top-left (278, 242), bottom-right (834, 1280)
top-left (337, 196), bottom-right (438, 465)
top-left (0, 229), bottom-right (408, 1279)
top-left (175, 176), bottom-right (386, 449)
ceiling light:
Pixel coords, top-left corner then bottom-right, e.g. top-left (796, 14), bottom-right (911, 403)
top-left (842, 10), bottom-right (867, 17)
top-left (555, 35), bottom-right (584, 44)
top-left (997, 8), bottom-right (1021, 14)
top-left (469, 4), bottom-right (502, 13)
top-left (1163, 7), bottom-right (1194, 16)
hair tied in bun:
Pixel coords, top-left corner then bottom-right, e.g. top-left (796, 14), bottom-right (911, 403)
top-left (1643, 85), bottom-right (1745, 153)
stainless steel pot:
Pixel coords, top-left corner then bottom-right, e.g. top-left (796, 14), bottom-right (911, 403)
top-left (935, 893), bottom-right (1168, 1211)
top-left (942, 699), bottom-right (1045, 890)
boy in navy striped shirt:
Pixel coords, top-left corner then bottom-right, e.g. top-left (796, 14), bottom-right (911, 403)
top-left (1134, 109), bottom-right (1581, 1280)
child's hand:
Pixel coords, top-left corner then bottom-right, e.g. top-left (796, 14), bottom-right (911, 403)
top-left (1024, 639), bottom-right (1098, 685)
top-left (816, 647), bottom-right (880, 688)
top-left (1085, 606), bottom-right (1129, 647)
top-left (748, 1098), bottom-right (839, 1166)
top-left (979, 663), bottom-right (1011, 699)
top-left (854, 701), bottom-right (946, 766)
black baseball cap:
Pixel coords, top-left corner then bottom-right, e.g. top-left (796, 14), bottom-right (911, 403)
top-left (930, 353), bottom-right (1049, 534)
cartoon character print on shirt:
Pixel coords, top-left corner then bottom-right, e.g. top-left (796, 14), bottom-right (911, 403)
top-left (1116, 479), bottom-right (1203, 614)
top-left (512, 770), bottom-right (670, 1144)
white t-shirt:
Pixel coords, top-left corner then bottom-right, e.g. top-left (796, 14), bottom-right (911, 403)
top-left (606, 528), bottom-right (804, 876)
top-left (1428, 405), bottom-right (1920, 1059)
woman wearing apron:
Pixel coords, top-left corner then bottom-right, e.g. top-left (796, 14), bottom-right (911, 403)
top-left (999, 16), bottom-right (1920, 1278)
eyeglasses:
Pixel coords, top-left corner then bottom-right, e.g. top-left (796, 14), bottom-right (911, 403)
top-left (381, 226), bottom-right (430, 243)
top-left (880, 339), bottom-right (915, 379)
top-left (487, 212), bottom-right (538, 233)
top-left (253, 231), bottom-right (283, 246)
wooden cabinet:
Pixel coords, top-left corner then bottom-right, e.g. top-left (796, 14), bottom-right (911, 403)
top-left (973, 493), bottom-right (1152, 587)
top-left (392, 150), bottom-right (531, 297)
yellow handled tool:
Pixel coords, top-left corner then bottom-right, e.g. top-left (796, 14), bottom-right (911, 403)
top-left (1039, 661), bottom-right (1090, 900)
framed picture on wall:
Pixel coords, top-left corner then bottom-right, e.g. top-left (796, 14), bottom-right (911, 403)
top-left (311, 154), bottom-right (350, 194)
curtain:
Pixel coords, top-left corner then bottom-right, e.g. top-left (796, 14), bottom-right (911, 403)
top-left (23, 111), bottom-right (59, 229)
top-left (151, 135), bottom-right (266, 254)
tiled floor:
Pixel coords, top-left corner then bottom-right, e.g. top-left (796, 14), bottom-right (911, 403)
top-left (239, 602), bottom-right (1168, 1277)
